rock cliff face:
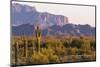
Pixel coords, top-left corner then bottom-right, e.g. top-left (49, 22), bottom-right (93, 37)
top-left (12, 3), bottom-right (95, 36)
top-left (12, 3), bottom-right (68, 28)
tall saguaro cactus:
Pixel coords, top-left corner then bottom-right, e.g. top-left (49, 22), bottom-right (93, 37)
top-left (14, 42), bottom-right (18, 65)
top-left (23, 33), bottom-right (28, 58)
top-left (35, 25), bottom-right (41, 53)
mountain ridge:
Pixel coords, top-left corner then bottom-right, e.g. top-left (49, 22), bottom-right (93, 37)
top-left (12, 3), bottom-right (68, 28)
top-left (12, 23), bottom-right (95, 36)
top-left (12, 3), bottom-right (95, 36)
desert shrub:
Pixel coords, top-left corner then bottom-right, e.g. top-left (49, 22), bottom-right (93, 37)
top-left (66, 47), bottom-right (78, 55)
top-left (59, 56), bottom-right (68, 63)
top-left (81, 54), bottom-right (96, 61)
top-left (41, 42), bottom-right (48, 48)
top-left (12, 50), bottom-right (15, 64)
top-left (70, 38), bottom-right (84, 49)
top-left (66, 48), bottom-right (72, 55)
top-left (55, 45), bottom-right (66, 56)
top-left (71, 47), bottom-right (78, 55)
top-left (62, 40), bottom-right (70, 48)
top-left (41, 48), bottom-right (55, 57)
top-left (91, 52), bottom-right (96, 60)
top-left (78, 39), bottom-right (93, 55)
top-left (41, 48), bottom-right (60, 63)
top-left (31, 52), bottom-right (49, 64)
top-left (84, 40), bottom-right (91, 48)
top-left (90, 40), bottom-right (96, 50)
top-left (78, 49), bottom-right (85, 55)
top-left (49, 54), bottom-right (59, 63)
top-left (71, 55), bottom-right (80, 62)
top-left (46, 40), bottom-right (57, 49)
top-left (80, 36), bottom-right (84, 39)
top-left (46, 39), bottom-right (65, 52)
top-left (81, 40), bottom-right (91, 51)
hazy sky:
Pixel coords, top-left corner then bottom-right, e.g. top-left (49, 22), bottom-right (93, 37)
top-left (12, 1), bottom-right (95, 27)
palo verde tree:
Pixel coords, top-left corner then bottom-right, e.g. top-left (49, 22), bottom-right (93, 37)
top-left (70, 38), bottom-right (84, 49)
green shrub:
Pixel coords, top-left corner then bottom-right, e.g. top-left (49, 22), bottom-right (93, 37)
top-left (31, 52), bottom-right (49, 64)
top-left (66, 47), bottom-right (78, 55)
top-left (70, 38), bottom-right (84, 49)
top-left (90, 40), bottom-right (96, 50)
top-left (62, 40), bottom-right (70, 48)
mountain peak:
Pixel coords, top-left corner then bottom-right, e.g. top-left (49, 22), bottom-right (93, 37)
top-left (12, 3), bottom-right (69, 27)
top-left (12, 3), bottom-right (36, 13)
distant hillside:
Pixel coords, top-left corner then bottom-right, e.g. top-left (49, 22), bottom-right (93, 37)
top-left (12, 24), bottom-right (95, 36)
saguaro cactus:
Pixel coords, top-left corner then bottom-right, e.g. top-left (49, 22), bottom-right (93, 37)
top-left (14, 42), bottom-right (18, 65)
top-left (21, 32), bottom-right (28, 58)
top-left (35, 25), bottom-right (41, 53)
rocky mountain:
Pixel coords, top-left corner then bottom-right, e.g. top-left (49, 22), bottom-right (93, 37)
top-left (12, 3), bottom-right (68, 28)
top-left (12, 3), bottom-right (95, 36)
top-left (12, 24), bottom-right (95, 36)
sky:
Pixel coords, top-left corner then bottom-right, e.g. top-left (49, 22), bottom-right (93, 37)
top-left (12, 1), bottom-right (96, 27)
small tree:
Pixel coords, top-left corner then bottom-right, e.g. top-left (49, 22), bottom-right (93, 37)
top-left (70, 38), bottom-right (84, 49)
